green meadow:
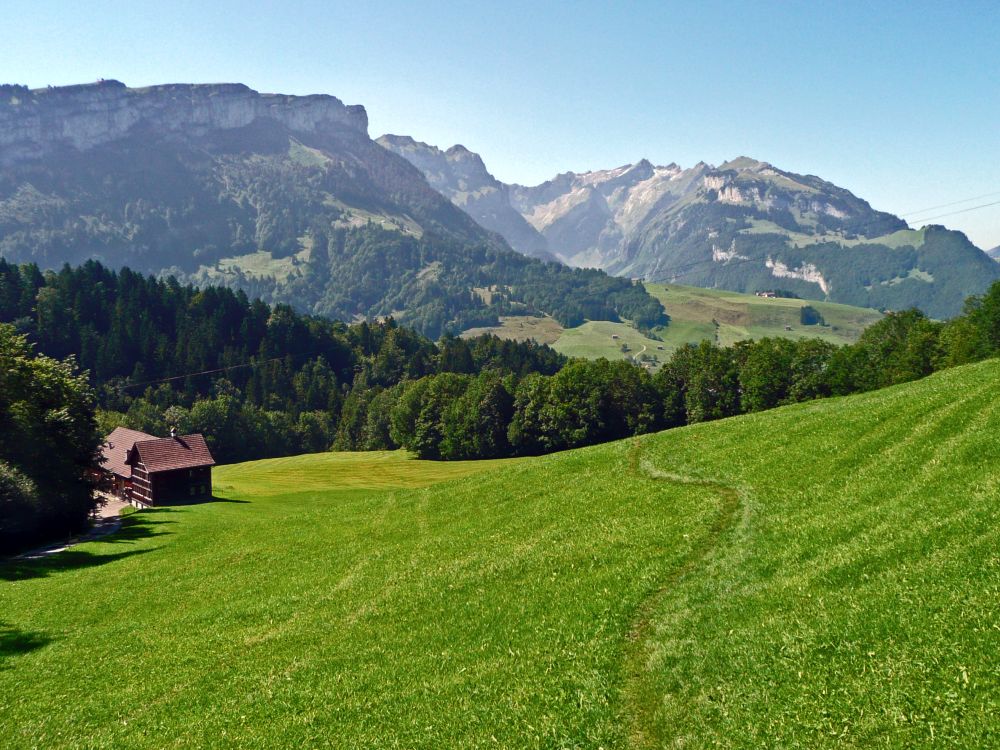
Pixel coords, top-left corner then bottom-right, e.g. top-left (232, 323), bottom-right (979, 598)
top-left (2, 360), bottom-right (998, 748)
top-left (643, 282), bottom-right (885, 348)
top-left (488, 283), bottom-right (885, 368)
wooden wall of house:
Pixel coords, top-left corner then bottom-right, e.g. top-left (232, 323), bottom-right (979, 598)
top-left (147, 467), bottom-right (212, 504)
top-left (131, 463), bottom-right (153, 505)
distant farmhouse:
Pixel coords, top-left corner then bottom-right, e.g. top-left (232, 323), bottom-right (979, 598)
top-left (100, 427), bottom-right (215, 507)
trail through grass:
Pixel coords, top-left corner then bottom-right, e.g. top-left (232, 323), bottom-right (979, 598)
top-left (2, 361), bottom-right (998, 747)
top-left (624, 364), bottom-right (1000, 747)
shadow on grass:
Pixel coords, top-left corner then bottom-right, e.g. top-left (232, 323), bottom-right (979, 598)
top-left (113, 512), bottom-right (177, 541)
top-left (0, 513), bottom-right (172, 582)
top-left (0, 623), bottom-right (53, 669)
top-left (156, 494), bottom-right (249, 506)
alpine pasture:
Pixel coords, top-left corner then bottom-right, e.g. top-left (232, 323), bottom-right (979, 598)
top-left (2, 360), bottom-right (998, 748)
top-left (466, 283), bottom-right (884, 369)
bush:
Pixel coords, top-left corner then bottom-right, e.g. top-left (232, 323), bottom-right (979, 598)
top-left (0, 461), bottom-right (42, 551)
top-left (0, 323), bottom-right (100, 552)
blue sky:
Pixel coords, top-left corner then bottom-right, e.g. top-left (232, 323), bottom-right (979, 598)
top-left (5, 1), bottom-right (999, 248)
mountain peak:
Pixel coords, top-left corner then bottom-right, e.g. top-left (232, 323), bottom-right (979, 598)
top-left (376, 134), bottom-right (448, 159)
top-left (719, 156), bottom-right (772, 172)
top-left (378, 134), bottom-right (555, 261)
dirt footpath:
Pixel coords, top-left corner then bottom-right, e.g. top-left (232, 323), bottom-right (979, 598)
top-left (15, 494), bottom-right (130, 560)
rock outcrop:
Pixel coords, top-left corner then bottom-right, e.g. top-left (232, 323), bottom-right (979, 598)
top-left (0, 80), bottom-right (368, 167)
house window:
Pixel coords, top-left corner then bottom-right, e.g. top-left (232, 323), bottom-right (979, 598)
top-left (189, 486), bottom-right (195, 496)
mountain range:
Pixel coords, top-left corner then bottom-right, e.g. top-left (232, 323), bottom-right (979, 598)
top-left (380, 139), bottom-right (1000, 319)
top-left (0, 81), bottom-right (663, 336)
top-left (0, 80), bottom-right (995, 328)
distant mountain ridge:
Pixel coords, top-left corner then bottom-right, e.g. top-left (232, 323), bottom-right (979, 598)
top-left (376, 134), bottom-right (554, 261)
top-left (508, 156), bottom-right (906, 268)
top-left (386, 140), bottom-right (999, 318)
top-left (989, 246), bottom-right (1000, 261)
top-left (0, 81), bottom-right (665, 336)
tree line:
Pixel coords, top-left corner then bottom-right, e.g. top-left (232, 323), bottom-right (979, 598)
top-left (340, 283), bottom-right (1000, 460)
top-left (0, 324), bottom-right (100, 553)
top-left (0, 259), bottom-right (566, 466)
top-left (2, 255), bottom-right (998, 552)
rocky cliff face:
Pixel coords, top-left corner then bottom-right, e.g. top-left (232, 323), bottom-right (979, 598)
top-left (0, 79), bottom-right (503, 291)
top-left (376, 134), bottom-right (554, 261)
top-left (509, 160), bottom-right (710, 268)
top-left (508, 156), bottom-right (909, 272)
top-left (0, 80), bottom-right (368, 167)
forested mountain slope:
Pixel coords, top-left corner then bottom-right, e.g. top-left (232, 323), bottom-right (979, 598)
top-left (0, 258), bottom-right (568, 468)
top-left (0, 81), bottom-right (664, 336)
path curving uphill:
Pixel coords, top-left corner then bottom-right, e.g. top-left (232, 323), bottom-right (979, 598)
top-left (622, 439), bottom-right (744, 748)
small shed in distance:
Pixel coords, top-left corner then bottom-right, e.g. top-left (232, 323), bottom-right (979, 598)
top-left (100, 427), bottom-right (215, 507)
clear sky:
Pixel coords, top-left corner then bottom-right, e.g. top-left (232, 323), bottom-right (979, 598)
top-left (4, 0), bottom-right (999, 248)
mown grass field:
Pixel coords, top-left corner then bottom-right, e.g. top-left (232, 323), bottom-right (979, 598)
top-left (644, 283), bottom-right (884, 349)
top-left (471, 284), bottom-right (883, 368)
top-left (2, 360), bottom-right (998, 748)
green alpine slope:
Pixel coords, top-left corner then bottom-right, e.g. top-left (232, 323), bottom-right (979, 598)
top-left (1, 361), bottom-right (998, 748)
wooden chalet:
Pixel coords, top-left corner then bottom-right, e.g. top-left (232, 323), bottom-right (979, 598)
top-left (100, 426), bottom-right (215, 507)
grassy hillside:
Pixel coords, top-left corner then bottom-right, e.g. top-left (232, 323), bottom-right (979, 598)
top-left (472, 283), bottom-right (883, 368)
top-left (647, 282), bottom-right (885, 346)
top-left (2, 361), bottom-right (998, 747)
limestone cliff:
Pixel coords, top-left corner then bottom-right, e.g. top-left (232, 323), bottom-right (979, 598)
top-left (0, 80), bottom-right (368, 167)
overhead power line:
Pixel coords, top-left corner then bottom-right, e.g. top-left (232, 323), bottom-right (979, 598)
top-left (900, 190), bottom-right (1000, 218)
top-left (116, 352), bottom-right (320, 391)
top-left (903, 199), bottom-right (1000, 224)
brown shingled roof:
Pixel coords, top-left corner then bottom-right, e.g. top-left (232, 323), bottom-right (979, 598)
top-left (129, 434), bottom-right (216, 474)
top-left (102, 426), bottom-right (157, 477)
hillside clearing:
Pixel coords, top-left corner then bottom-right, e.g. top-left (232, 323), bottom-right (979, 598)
top-left (551, 319), bottom-right (668, 367)
top-left (2, 360), bottom-right (998, 747)
top-left (645, 282), bottom-right (884, 348)
top-left (463, 283), bottom-right (882, 368)
top-left (460, 314), bottom-right (564, 345)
